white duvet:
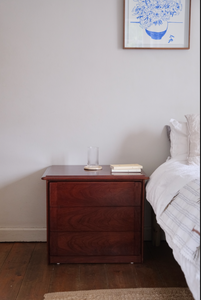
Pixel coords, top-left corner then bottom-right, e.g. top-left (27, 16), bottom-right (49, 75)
top-left (146, 158), bottom-right (200, 300)
top-left (146, 158), bottom-right (199, 219)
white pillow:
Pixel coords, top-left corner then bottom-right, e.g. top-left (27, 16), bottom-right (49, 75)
top-left (185, 114), bottom-right (200, 165)
top-left (169, 119), bottom-right (188, 160)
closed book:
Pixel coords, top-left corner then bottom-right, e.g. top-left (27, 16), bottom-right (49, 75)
top-left (110, 164), bottom-right (143, 170)
top-left (112, 172), bottom-right (142, 175)
top-left (111, 169), bottom-right (142, 173)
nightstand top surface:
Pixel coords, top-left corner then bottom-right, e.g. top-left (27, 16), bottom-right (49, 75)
top-left (42, 165), bottom-right (149, 180)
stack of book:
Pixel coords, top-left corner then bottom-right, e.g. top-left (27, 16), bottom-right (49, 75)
top-left (110, 164), bottom-right (143, 174)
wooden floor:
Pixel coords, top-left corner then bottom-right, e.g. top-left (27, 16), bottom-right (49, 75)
top-left (0, 241), bottom-right (187, 300)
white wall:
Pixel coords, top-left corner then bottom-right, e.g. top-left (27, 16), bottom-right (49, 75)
top-left (0, 0), bottom-right (200, 241)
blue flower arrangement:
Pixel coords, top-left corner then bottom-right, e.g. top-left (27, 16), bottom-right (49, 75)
top-left (132, 0), bottom-right (182, 29)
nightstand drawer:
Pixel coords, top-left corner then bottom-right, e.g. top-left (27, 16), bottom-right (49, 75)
top-left (50, 232), bottom-right (141, 256)
top-left (49, 182), bottom-right (142, 207)
top-left (50, 207), bottom-right (141, 232)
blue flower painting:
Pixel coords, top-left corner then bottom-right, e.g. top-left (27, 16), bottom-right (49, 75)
top-left (132, 0), bottom-right (183, 40)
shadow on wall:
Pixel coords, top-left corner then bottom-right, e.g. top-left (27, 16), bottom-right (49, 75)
top-left (0, 168), bottom-right (47, 228)
top-left (102, 126), bottom-right (170, 241)
top-left (110, 126), bottom-right (170, 176)
top-left (116, 0), bottom-right (124, 49)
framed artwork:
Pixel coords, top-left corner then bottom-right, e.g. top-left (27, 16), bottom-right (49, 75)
top-left (124, 0), bottom-right (191, 49)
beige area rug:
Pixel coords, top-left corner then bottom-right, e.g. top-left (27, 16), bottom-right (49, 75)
top-left (44, 288), bottom-right (194, 300)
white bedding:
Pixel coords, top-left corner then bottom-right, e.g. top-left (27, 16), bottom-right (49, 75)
top-left (146, 158), bottom-right (200, 300)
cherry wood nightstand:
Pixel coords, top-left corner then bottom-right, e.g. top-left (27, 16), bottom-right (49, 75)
top-left (42, 165), bottom-right (149, 264)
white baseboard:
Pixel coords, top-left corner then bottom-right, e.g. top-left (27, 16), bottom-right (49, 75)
top-left (0, 228), bottom-right (47, 242)
top-left (0, 227), bottom-right (152, 242)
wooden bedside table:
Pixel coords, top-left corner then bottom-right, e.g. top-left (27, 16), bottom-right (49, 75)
top-left (42, 165), bottom-right (149, 264)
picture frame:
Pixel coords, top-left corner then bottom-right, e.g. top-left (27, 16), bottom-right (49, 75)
top-left (123, 0), bottom-right (191, 49)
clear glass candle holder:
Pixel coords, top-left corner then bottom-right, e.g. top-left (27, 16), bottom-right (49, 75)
top-left (84, 146), bottom-right (102, 170)
top-left (87, 146), bottom-right (99, 167)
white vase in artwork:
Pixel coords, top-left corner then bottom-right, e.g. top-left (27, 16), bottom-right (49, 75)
top-left (145, 21), bottom-right (168, 40)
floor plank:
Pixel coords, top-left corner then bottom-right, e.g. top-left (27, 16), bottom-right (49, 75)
top-left (48, 264), bottom-right (80, 293)
top-left (105, 263), bottom-right (137, 289)
top-left (0, 241), bottom-right (188, 300)
top-left (79, 264), bottom-right (108, 291)
top-left (0, 243), bottom-right (13, 270)
top-left (16, 243), bottom-right (53, 300)
top-left (0, 243), bottom-right (35, 300)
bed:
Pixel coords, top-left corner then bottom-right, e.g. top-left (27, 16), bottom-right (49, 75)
top-left (146, 114), bottom-right (200, 300)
